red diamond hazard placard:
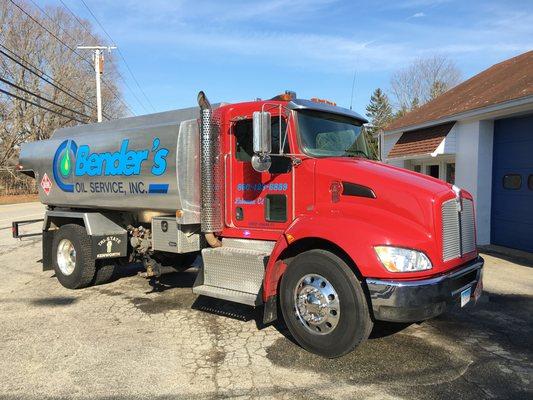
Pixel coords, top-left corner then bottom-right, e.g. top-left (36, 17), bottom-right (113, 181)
top-left (41, 173), bottom-right (52, 195)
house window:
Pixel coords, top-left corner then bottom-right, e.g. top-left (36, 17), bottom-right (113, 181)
top-left (427, 165), bottom-right (439, 179)
top-left (414, 165), bottom-right (421, 173)
top-left (503, 174), bottom-right (521, 190)
top-left (446, 163), bottom-right (455, 184)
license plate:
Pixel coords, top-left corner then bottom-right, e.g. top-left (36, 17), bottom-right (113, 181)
top-left (460, 287), bottom-right (472, 307)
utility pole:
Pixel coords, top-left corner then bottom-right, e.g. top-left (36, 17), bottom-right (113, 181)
top-left (77, 45), bottom-right (116, 122)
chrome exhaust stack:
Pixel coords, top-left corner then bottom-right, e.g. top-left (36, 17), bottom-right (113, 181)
top-left (197, 91), bottom-right (222, 247)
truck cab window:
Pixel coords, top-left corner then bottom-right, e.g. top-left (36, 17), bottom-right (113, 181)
top-left (235, 119), bottom-right (254, 162)
top-left (234, 117), bottom-right (290, 173)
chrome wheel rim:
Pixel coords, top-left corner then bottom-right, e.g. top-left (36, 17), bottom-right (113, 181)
top-left (293, 274), bottom-right (340, 335)
top-left (57, 239), bottom-right (76, 276)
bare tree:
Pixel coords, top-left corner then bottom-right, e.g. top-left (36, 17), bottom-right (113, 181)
top-left (0, 0), bottom-right (126, 175)
top-left (389, 55), bottom-right (461, 114)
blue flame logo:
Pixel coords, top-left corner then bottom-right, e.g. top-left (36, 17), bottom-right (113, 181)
top-left (53, 140), bottom-right (77, 192)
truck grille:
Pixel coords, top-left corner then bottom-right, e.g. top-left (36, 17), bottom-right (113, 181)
top-left (442, 198), bottom-right (476, 261)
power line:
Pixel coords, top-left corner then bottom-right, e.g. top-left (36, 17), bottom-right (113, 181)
top-left (8, 0), bottom-right (93, 69)
top-left (59, 0), bottom-right (150, 114)
top-left (58, 0), bottom-right (123, 80)
top-left (79, 0), bottom-right (157, 113)
top-left (0, 76), bottom-right (92, 121)
top-left (0, 88), bottom-right (86, 124)
top-left (58, 0), bottom-right (98, 42)
top-left (8, 0), bottom-right (136, 116)
top-left (0, 44), bottom-right (107, 119)
top-left (29, 0), bottom-right (81, 49)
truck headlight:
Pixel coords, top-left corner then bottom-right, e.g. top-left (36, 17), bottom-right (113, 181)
top-left (374, 246), bottom-right (432, 272)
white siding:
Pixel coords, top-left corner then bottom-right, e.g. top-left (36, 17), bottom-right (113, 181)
top-left (388, 159), bottom-right (407, 168)
top-left (455, 120), bottom-right (494, 245)
top-left (382, 132), bottom-right (405, 168)
top-left (382, 132), bottom-right (402, 159)
top-left (431, 124), bottom-right (456, 156)
top-left (442, 125), bottom-right (457, 153)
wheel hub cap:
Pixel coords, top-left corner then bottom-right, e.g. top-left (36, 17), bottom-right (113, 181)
top-left (57, 239), bottom-right (76, 276)
top-left (294, 274), bottom-right (340, 335)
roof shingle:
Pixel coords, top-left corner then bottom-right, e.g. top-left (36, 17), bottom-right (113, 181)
top-left (388, 122), bottom-right (455, 158)
top-left (385, 51), bottom-right (533, 132)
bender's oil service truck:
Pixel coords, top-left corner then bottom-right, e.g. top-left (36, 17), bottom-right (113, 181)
top-left (16, 91), bottom-right (483, 357)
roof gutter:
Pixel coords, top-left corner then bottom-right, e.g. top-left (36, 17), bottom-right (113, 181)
top-left (383, 94), bottom-right (533, 136)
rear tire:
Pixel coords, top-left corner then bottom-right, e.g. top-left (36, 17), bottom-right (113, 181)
top-left (52, 224), bottom-right (96, 289)
top-left (280, 249), bottom-right (373, 358)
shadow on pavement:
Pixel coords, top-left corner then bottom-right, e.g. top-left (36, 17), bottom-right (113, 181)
top-left (267, 291), bottom-right (533, 399)
top-left (30, 296), bottom-right (78, 307)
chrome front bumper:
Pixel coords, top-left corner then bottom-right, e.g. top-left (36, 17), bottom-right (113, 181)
top-left (366, 256), bottom-right (484, 323)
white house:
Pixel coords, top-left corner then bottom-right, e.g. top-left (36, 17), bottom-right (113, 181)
top-left (380, 51), bottom-right (533, 253)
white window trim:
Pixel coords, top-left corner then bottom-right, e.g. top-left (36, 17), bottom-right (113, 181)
top-left (410, 156), bottom-right (456, 183)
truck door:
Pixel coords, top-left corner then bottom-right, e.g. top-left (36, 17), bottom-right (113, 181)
top-left (226, 112), bottom-right (293, 236)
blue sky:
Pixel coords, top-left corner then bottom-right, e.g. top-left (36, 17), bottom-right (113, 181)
top-left (44, 0), bottom-right (533, 116)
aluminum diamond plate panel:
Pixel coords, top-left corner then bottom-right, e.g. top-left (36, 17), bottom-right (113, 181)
top-left (202, 246), bottom-right (268, 295)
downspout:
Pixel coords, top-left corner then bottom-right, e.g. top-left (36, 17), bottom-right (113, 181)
top-left (198, 91), bottom-right (222, 248)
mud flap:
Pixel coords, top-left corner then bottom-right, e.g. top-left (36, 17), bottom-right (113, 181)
top-left (263, 295), bottom-right (278, 325)
top-left (42, 230), bottom-right (54, 271)
top-left (91, 234), bottom-right (128, 260)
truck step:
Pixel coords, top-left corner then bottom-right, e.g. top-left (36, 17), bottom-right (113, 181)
top-left (193, 239), bottom-right (276, 306)
top-left (192, 285), bottom-right (260, 306)
top-left (221, 238), bottom-right (276, 253)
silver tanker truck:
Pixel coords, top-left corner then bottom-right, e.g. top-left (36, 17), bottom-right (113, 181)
top-left (15, 91), bottom-right (484, 358)
top-left (18, 94), bottom-right (210, 286)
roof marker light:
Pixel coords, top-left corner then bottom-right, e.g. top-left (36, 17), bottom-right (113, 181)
top-left (270, 91), bottom-right (297, 101)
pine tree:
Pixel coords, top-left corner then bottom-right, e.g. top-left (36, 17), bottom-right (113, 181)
top-left (429, 80), bottom-right (447, 101)
top-left (365, 88), bottom-right (393, 159)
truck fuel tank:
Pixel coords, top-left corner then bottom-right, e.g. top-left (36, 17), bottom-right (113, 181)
top-left (19, 108), bottom-right (202, 224)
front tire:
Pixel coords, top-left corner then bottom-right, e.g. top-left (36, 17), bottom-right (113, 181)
top-left (280, 250), bottom-right (373, 358)
top-left (52, 224), bottom-right (96, 289)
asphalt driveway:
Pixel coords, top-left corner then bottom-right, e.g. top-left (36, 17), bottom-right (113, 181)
top-left (0, 202), bottom-right (532, 399)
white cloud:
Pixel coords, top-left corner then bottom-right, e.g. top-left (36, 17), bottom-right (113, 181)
top-left (96, 0), bottom-right (337, 25)
top-left (80, 0), bottom-right (533, 76)
top-left (126, 28), bottom-right (414, 73)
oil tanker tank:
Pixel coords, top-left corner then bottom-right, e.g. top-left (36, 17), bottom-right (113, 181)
top-left (19, 106), bottom-right (205, 224)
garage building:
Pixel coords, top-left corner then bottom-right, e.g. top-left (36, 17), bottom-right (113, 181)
top-left (380, 51), bottom-right (533, 253)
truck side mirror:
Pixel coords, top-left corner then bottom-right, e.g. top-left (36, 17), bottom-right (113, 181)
top-left (252, 111), bottom-right (272, 172)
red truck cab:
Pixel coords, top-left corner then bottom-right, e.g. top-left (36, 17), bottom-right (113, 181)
top-left (211, 93), bottom-right (483, 357)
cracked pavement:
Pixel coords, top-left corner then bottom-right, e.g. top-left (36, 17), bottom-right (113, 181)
top-left (0, 202), bottom-right (532, 399)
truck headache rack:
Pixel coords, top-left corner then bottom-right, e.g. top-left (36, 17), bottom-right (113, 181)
top-left (12, 219), bottom-right (44, 239)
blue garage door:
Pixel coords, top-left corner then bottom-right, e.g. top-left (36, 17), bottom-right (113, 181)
top-left (491, 114), bottom-right (533, 253)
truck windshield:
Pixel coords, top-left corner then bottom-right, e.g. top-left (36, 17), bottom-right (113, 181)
top-left (297, 110), bottom-right (369, 158)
